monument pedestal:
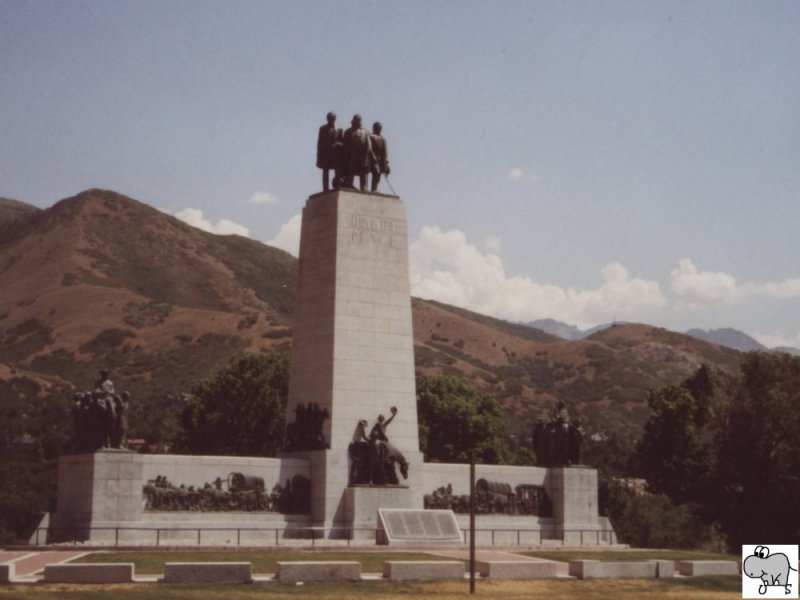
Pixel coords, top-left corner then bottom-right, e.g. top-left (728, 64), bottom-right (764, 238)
top-left (286, 190), bottom-right (423, 534)
top-left (549, 466), bottom-right (601, 543)
top-left (343, 486), bottom-right (416, 540)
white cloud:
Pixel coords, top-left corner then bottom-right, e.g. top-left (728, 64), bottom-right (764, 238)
top-left (484, 235), bottom-right (501, 254)
top-left (670, 258), bottom-right (800, 309)
top-left (174, 208), bottom-right (250, 237)
top-left (409, 225), bottom-right (665, 329)
top-left (508, 167), bottom-right (525, 181)
top-left (751, 330), bottom-right (800, 350)
top-left (268, 213), bottom-right (302, 256)
top-left (244, 191), bottom-right (280, 205)
top-left (670, 259), bottom-right (739, 309)
top-left (742, 278), bottom-right (800, 299)
top-left (507, 167), bottom-right (539, 184)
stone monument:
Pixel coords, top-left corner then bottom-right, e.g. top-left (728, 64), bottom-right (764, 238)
top-left (283, 186), bottom-right (424, 537)
top-left (49, 117), bottom-right (612, 547)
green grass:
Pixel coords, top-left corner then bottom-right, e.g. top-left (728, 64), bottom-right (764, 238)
top-left (0, 577), bottom-right (742, 599)
top-left (520, 549), bottom-right (739, 563)
top-left (73, 549), bottom-right (462, 574)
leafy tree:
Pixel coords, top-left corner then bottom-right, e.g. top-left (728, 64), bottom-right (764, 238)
top-left (617, 493), bottom-right (705, 549)
top-left (173, 351), bottom-right (289, 456)
top-left (0, 459), bottom-right (57, 544)
top-left (416, 374), bottom-right (511, 464)
top-left (636, 366), bottom-right (717, 503)
top-left (637, 383), bottom-right (706, 502)
top-left (710, 352), bottom-right (800, 548)
top-left (583, 432), bottom-right (637, 477)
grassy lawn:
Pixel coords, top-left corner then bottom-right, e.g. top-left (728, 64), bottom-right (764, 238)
top-left (72, 549), bottom-right (463, 574)
top-left (0, 577), bottom-right (742, 599)
top-left (521, 549), bottom-right (739, 563)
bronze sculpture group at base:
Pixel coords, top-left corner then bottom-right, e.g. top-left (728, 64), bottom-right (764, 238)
top-left (424, 480), bottom-right (553, 517)
top-left (532, 401), bottom-right (584, 467)
top-left (348, 406), bottom-right (410, 486)
top-left (285, 402), bottom-right (329, 451)
top-left (317, 112), bottom-right (390, 193)
top-left (71, 369), bottom-right (130, 452)
top-left (143, 472), bottom-right (311, 514)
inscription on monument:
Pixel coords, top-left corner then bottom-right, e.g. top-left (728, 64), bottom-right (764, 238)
top-left (346, 213), bottom-right (404, 247)
top-left (379, 509), bottom-right (463, 543)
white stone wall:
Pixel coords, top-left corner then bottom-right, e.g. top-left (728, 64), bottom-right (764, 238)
top-left (54, 452), bottom-right (311, 542)
top-left (138, 454), bottom-right (309, 491)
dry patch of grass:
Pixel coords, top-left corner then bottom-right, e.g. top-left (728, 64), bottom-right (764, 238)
top-left (0, 577), bottom-right (741, 599)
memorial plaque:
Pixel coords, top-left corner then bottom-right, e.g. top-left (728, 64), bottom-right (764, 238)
top-left (378, 509), bottom-right (463, 546)
top-left (386, 511), bottom-right (408, 536)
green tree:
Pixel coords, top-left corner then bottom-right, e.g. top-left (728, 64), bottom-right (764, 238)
top-left (0, 459), bottom-right (57, 544)
top-left (637, 383), bottom-right (706, 502)
top-left (173, 351), bottom-right (289, 456)
top-left (616, 493), bottom-right (705, 549)
top-left (711, 352), bottom-right (800, 549)
top-left (416, 374), bottom-right (511, 464)
top-left (637, 366), bottom-right (717, 503)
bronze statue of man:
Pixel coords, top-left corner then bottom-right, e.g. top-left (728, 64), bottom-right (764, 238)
top-left (94, 369), bottom-right (115, 395)
top-left (343, 114), bottom-right (372, 191)
top-left (369, 121), bottom-right (390, 192)
top-left (316, 112), bottom-right (342, 192)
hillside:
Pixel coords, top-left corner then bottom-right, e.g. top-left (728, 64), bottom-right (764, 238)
top-left (0, 197), bottom-right (40, 229)
top-left (414, 305), bottom-right (739, 440)
top-left (685, 327), bottom-right (767, 352)
top-left (0, 188), bottom-right (743, 450)
top-left (0, 189), bottom-right (297, 443)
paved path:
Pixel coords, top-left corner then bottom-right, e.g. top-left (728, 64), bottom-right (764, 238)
top-left (2, 551), bottom-right (89, 576)
top-left (0, 551), bottom-right (31, 564)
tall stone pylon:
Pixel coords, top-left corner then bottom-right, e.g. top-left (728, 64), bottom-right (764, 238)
top-left (285, 189), bottom-right (422, 534)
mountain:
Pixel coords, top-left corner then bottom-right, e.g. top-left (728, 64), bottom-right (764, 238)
top-left (527, 319), bottom-right (618, 340)
top-left (0, 197), bottom-right (40, 229)
top-left (774, 346), bottom-right (800, 356)
top-left (0, 189), bottom-right (744, 449)
top-left (534, 320), bottom-right (797, 357)
top-left (417, 310), bottom-right (739, 439)
top-left (527, 318), bottom-right (584, 340)
top-left (0, 189), bottom-right (297, 443)
top-left (685, 328), bottom-right (767, 352)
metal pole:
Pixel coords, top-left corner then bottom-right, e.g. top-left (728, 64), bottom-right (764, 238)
top-left (469, 449), bottom-right (476, 594)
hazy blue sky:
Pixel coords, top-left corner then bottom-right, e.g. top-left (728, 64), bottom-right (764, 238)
top-left (2, 0), bottom-right (799, 346)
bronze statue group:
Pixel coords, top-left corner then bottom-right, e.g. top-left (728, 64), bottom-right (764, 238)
top-left (71, 369), bottom-right (129, 452)
top-left (317, 112), bottom-right (390, 193)
top-left (284, 402), bottom-right (330, 452)
top-left (532, 401), bottom-right (584, 467)
top-left (143, 472), bottom-right (311, 514)
top-left (348, 406), bottom-right (410, 486)
top-left (424, 481), bottom-right (553, 517)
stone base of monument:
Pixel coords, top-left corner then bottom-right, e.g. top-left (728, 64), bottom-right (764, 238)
top-left (454, 515), bottom-right (559, 545)
top-left (51, 452), bottom-right (614, 546)
top-left (51, 451), bottom-right (311, 544)
top-left (548, 466), bottom-right (600, 544)
top-left (343, 485), bottom-right (416, 541)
